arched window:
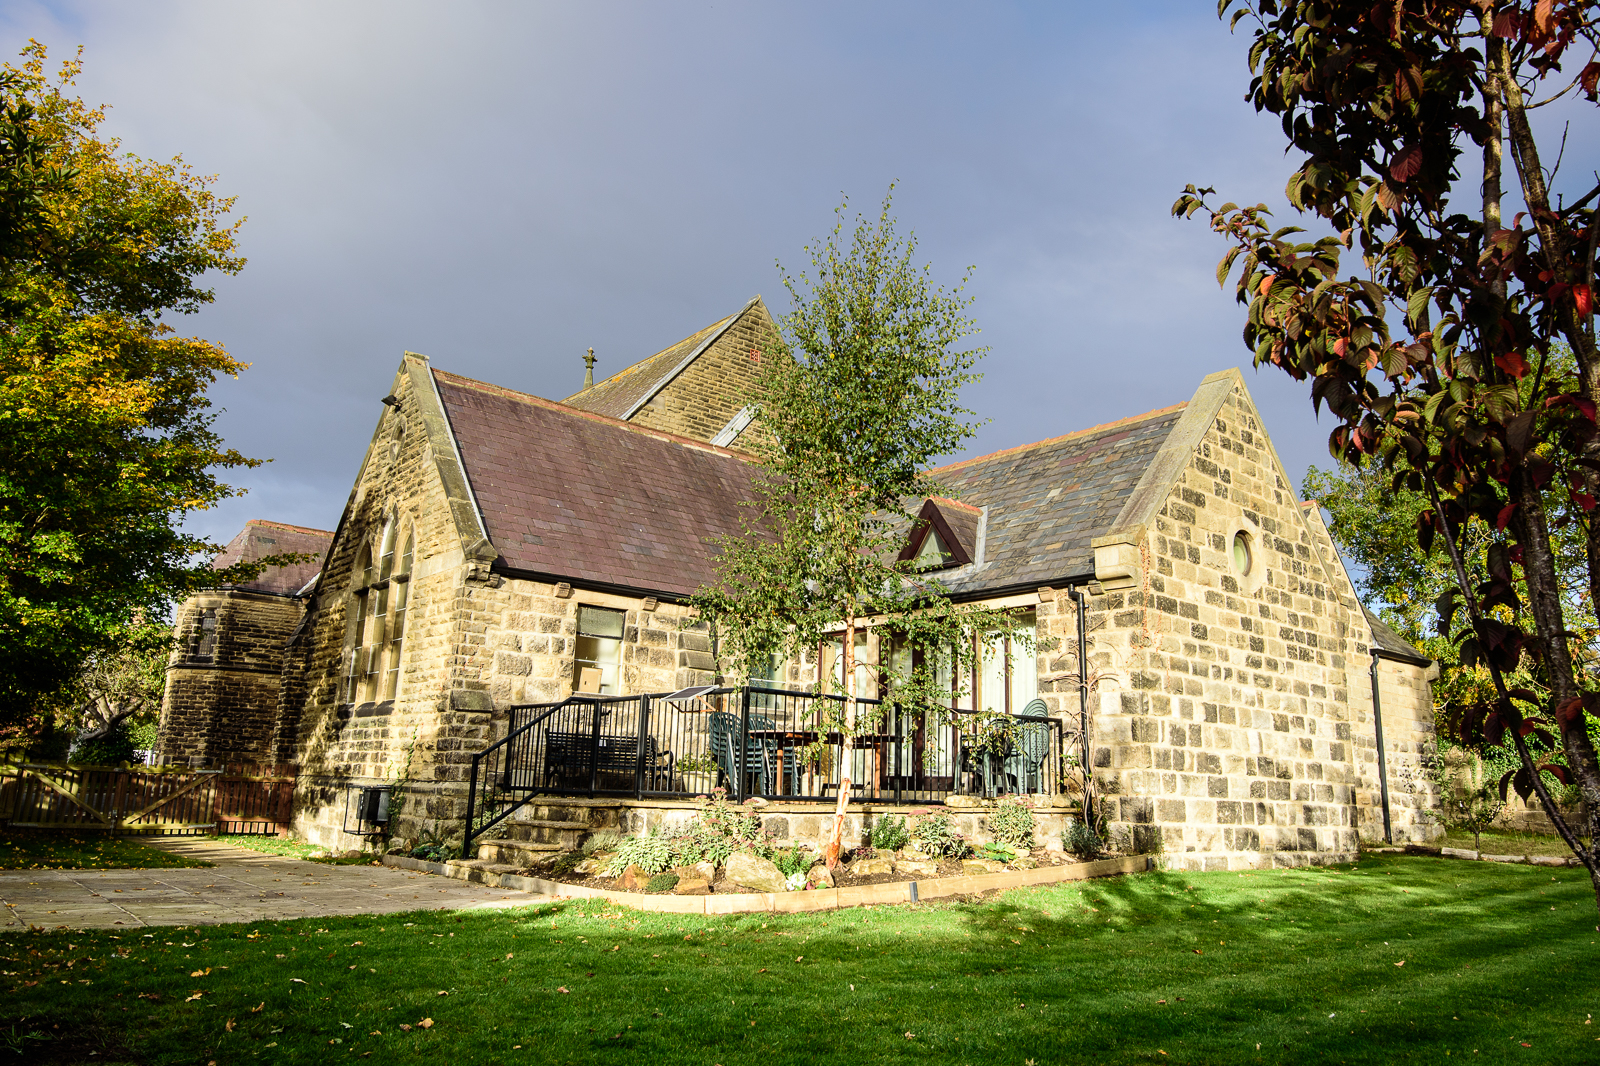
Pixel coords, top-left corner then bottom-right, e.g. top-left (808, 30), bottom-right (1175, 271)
top-left (343, 517), bottom-right (414, 705)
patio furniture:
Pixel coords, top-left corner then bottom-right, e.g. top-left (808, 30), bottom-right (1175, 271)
top-left (708, 711), bottom-right (799, 795)
top-left (543, 731), bottom-right (670, 791)
top-left (1003, 703), bottom-right (1050, 793)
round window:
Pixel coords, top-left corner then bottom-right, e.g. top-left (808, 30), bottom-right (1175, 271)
top-left (1232, 530), bottom-right (1253, 575)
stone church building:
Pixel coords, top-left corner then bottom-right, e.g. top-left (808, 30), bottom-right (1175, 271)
top-left (159, 293), bottom-right (1439, 870)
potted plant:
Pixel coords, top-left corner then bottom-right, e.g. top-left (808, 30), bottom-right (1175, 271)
top-left (677, 753), bottom-right (719, 795)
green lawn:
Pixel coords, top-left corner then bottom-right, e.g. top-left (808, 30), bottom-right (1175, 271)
top-left (3, 855), bottom-right (1596, 1064)
top-left (1439, 828), bottom-right (1577, 858)
top-left (214, 835), bottom-right (382, 865)
top-left (0, 831), bottom-right (211, 871)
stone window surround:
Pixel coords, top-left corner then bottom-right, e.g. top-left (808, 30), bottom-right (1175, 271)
top-left (341, 512), bottom-right (416, 708)
top-left (1223, 514), bottom-right (1267, 595)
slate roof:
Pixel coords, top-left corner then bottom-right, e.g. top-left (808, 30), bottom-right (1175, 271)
top-left (212, 520), bottom-right (334, 595)
top-left (1363, 605), bottom-right (1431, 665)
top-left (924, 404), bottom-right (1188, 597)
top-left (559, 312), bottom-right (739, 421)
top-left (433, 369), bottom-right (757, 597)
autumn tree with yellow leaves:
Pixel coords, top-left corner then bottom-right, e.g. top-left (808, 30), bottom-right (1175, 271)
top-left (0, 43), bottom-right (264, 727)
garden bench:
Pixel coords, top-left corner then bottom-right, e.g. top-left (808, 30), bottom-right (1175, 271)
top-left (543, 731), bottom-right (670, 791)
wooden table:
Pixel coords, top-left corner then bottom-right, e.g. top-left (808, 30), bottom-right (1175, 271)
top-left (747, 730), bottom-right (819, 796)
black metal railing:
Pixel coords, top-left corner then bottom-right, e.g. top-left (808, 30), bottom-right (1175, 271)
top-left (462, 684), bottom-right (1065, 855)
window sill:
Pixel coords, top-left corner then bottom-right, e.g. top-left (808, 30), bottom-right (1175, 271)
top-left (351, 700), bottom-right (394, 718)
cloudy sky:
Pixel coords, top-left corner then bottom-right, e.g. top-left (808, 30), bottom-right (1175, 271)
top-left (5, 2), bottom-right (1595, 548)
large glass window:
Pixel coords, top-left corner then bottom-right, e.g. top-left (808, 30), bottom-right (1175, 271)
top-left (574, 605), bottom-right (624, 694)
top-left (343, 517), bottom-right (413, 705)
top-left (977, 612), bottom-right (1038, 715)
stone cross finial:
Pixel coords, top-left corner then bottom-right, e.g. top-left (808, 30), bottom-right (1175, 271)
top-left (583, 347), bottom-right (596, 389)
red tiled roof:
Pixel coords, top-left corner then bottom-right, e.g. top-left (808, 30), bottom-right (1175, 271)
top-left (433, 369), bottom-right (758, 597)
top-left (212, 520), bottom-right (334, 595)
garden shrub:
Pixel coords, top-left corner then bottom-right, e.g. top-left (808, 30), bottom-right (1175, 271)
top-left (69, 723), bottom-right (136, 766)
top-left (645, 872), bottom-right (679, 893)
top-left (770, 846), bottom-right (816, 879)
top-left (987, 795), bottom-right (1036, 850)
top-left (582, 830), bottom-right (624, 855)
top-left (603, 829), bottom-right (674, 876)
top-left (912, 812), bottom-right (969, 859)
top-left (552, 851), bottom-right (584, 876)
top-left (1061, 821), bottom-right (1101, 859)
top-left (866, 814), bottom-right (908, 852)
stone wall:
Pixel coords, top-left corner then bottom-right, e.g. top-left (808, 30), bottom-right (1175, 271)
top-left (157, 589), bottom-right (305, 765)
top-left (1371, 655), bottom-right (1440, 841)
top-left (1085, 377), bottom-right (1437, 870)
top-left (626, 302), bottom-right (776, 446)
top-left (280, 353), bottom-right (729, 850)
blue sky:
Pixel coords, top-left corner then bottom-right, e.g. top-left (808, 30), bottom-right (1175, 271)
top-left (5, 2), bottom-right (1595, 548)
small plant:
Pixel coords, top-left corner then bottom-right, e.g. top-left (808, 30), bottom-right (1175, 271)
top-left (603, 829), bottom-right (675, 876)
top-left (866, 814), bottom-right (909, 852)
top-left (1432, 747), bottom-right (1506, 852)
top-left (770, 846), bottom-right (816, 879)
top-left (411, 824), bottom-right (458, 863)
top-left (582, 830), bottom-right (624, 856)
top-left (676, 752), bottom-right (719, 774)
top-left (645, 872), bottom-right (680, 893)
top-left (987, 795), bottom-right (1037, 851)
top-left (912, 812), bottom-right (969, 859)
top-left (552, 851), bottom-right (583, 876)
top-left (976, 842), bottom-right (1017, 864)
top-left (784, 871), bottom-right (807, 892)
top-left (1061, 821), bottom-right (1101, 860)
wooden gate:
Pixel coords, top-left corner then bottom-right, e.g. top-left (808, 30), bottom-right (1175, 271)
top-left (0, 762), bottom-right (296, 836)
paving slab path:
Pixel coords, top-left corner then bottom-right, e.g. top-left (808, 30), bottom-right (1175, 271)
top-left (0, 838), bottom-right (535, 930)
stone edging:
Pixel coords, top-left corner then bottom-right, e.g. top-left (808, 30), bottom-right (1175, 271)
top-left (1438, 846), bottom-right (1580, 867)
top-left (381, 853), bottom-right (1154, 914)
top-left (1365, 844), bottom-right (1580, 867)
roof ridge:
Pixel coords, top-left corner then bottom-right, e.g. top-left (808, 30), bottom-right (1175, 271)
top-left (925, 495), bottom-right (982, 515)
top-left (926, 401), bottom-right (1189, 476)
top-left (582, 313), bottom-right (734, 394)
top-left (242, 519), bottom-right (335, 537)
top-left (432, 367), bottom-right (753, 462)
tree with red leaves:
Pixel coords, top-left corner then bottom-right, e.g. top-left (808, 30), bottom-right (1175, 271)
top-left (1175, 1), bottom-right (1600, 911)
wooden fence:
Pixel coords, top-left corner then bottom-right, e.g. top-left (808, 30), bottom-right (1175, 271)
top-left (0, 762), bottom-right (296, 836)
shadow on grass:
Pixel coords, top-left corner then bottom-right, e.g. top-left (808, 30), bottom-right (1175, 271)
top-left (2, 855), bottom-right (1595, 1065)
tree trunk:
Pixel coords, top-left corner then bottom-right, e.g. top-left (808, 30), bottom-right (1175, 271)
top-left (824, 618), bottom-right (857, 869)
top-left (1494, 45), bottom-right (1600, 911)
top-left (1492, 475), bottom-right (1600, 906)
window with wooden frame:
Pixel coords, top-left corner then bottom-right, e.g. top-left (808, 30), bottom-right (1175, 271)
top-left (343, 515), bottom-right (414, 705)
top-left (573, 605), bottom-right (624, 695)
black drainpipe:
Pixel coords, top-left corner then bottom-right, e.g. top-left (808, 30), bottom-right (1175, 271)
top-left (1068, 584), bottom-right (1093, 827)
top-left (1368, 649), bottom-right (1393, 845)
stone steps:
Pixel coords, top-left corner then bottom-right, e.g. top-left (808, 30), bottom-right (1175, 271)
top-left (474, 837), bottom-right (567, 865)
top-left (494, 818), bottom-right (590, 849)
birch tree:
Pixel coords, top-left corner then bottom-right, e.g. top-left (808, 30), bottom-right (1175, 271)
top-left (694, 189), bottom-right (1032, 867)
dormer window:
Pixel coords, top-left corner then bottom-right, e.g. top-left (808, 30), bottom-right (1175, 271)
top-left (899, 496), bottom-right (979, 572)
top-left (915, 527), bottom-right (953, 569)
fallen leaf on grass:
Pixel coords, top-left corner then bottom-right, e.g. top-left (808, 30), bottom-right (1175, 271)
top-left (795, 956), bottom-right (803, 962)
top-left (225, 1019), bottom-right (235, 1032)
top-left (1193, 949), bottom-right (1203, 955)
top-left (185, 991), bottom-right (203, 1002)
top-left (557, 987), bottom-right (569, 994)
top-left (251, 1002), bottom-right (264, 1013)
top-left (436, 990), bottom-right (449, 996)
top-left (291, 978), bottom-right (307, 984)
top-left (418, 1018), bottom-right (433, 1029)
top-left (190, 968), bottom-right (211, 977)
top-left (1395, 961), bottom-right (1405, 967)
